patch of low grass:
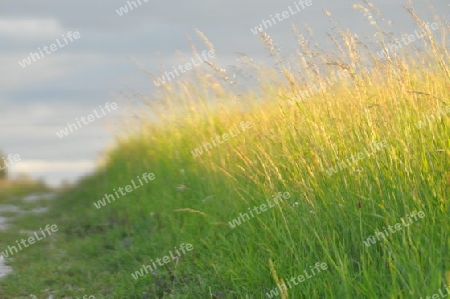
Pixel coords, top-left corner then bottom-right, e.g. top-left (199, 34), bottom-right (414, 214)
top-left (0, 177), bottom-right (49, 203)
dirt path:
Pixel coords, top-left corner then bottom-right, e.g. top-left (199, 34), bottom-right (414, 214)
top-left (0, 193), bottom-right (55, 279)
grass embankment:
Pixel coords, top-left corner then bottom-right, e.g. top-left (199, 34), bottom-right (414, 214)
top-left (1, 6), bottom-right (449, 299)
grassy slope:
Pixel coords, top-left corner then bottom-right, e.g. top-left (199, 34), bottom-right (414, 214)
top-left (1, 9), bottom-right (449, 299)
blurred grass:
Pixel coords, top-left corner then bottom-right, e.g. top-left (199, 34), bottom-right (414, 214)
top-left (0, 178), bottom-right (49, 202)
top-left (0, 2), bottom-right (449, 298)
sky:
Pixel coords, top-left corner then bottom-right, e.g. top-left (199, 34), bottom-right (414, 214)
top-left (0, 0), bottom-right (448, 186)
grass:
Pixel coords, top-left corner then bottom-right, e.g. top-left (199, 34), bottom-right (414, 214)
top-left (0, 2), bottom-right (449, 298)
top-left (0, 177), bottom-right (49, 203)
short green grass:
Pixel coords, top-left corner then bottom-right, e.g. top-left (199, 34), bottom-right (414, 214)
top-left (0, 4), bottom-right (449, 298)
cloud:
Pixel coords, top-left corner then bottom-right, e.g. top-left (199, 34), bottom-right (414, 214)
top-left (0, 53), bottom-right (118, 91)
top-left (0, 18), bottom-right (65, 40)
top-left (11, 160), bottom-right (94, 173)
top-left (9, 160), bottom-right (96, 187)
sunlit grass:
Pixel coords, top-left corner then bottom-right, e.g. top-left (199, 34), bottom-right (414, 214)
top-left (0, 2), bottom-right (448, 298)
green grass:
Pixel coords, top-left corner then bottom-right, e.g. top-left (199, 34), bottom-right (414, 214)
top-left (0, 178), bottom-right (49, 203)
top-left (0, 3), bottom-right (449, 298)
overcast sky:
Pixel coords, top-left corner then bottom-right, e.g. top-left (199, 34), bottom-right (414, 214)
top-left (0, 0), bottom-right (447, 186)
